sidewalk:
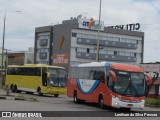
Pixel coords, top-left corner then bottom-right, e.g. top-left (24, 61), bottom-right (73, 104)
top-left (0, 89), bottom-right (25, 100)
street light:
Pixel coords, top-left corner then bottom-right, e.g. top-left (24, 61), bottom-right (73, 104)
top-left (96, 0), bottom-right (102, 62)
top-left (1, 10), bottom-right (21, 86)
top-left (0, 11), bottom-right (6, 87)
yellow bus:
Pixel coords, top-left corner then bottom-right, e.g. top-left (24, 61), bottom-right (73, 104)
top-left (5, 64), bottom-right (67, 97)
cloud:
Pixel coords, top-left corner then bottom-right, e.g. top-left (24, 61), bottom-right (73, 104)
top-left (0, 0), bottom-right (160, 63)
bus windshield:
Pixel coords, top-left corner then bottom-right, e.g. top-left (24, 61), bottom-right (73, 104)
top-left (48, 68), bottom-right (67, 87)
top-left (113, 70), bottom-right (145, 97)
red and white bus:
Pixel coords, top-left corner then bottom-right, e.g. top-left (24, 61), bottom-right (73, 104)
top-left (67, 62), bottom-right (152, 110)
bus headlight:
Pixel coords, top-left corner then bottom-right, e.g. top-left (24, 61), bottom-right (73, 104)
top-left (50, 81), bottom-right (53, 85)
top-left (115, 102), bottom-right (118, 105)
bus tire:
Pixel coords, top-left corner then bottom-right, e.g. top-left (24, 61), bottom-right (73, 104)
top-left (98, 95), bottom-right (104, 109)
top-left (26, 91), bottom-right (33, 94)
top-left (10, 84), bottom-right (14, 92)
top-left (37, 87), bottom-right (43, 96)
top-left (73, 91), bottom-right (79, 103)
top-left (14, 85), bottom-right (18, 93)
top-left (54, 94), bottom-right (59, 97)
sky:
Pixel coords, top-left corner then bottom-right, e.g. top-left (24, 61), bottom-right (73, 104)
top-left (0, 0), bottom-right (160, 63)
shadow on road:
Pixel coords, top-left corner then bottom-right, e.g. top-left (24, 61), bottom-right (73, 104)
top-left (69, 100), bottom-right (137, 112)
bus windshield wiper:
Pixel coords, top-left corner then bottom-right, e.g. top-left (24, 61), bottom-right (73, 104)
top-left (123, 80), bottom-right (132, 95)
top-left (132, 84), bottom-right (140, 97)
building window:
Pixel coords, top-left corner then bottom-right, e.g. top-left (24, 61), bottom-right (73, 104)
top-left (120, 38), bottom-right (137, 44)
top-left (81, 48), bottom-right (87, 53)
top-left (38, 35), bottom-right (49, 40)
top-left (108, 37), bottom-right (119, 42)
top-left (72, 33), bottom-right (77, 37)
top-left (39, 39), bottom-right (48, 46)
top-left (83, 34), bottom-right (88, 38)
top-left (130, 39), bottom-right (137, 44)
top-left (138, 40), bottom-right (142, 44)
top-left (39, 52), bottom-right (47, 59)
top-left (108, 50), bottom-right (114, 55)
top-left (114, 51), bottom-right (117, 55)
top-left (87, 48), bottom-right (89, 53)
top-left (99, 50), bottom-right (107, 54)
top-left (90, 49), bottom-right (96, 53)
top-left (102, 36), bottom-right (108, 40)
top-left (88, 35), bottom-right (95, 39)
top-left (77, 33), bottom-right (83, 38)
top-left (77, 48), bottom-right (82, 52)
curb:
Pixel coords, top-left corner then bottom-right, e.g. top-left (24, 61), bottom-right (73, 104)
top-left (145, 104), bottom-right (160, 108)
top-left (0, 96), bottom-right (25, 101)
top-left (0, 96), bottom-right (6, 99)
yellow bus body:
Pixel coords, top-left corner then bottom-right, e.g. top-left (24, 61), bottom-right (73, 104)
top-left (5, 64), bottom-right (66, 95)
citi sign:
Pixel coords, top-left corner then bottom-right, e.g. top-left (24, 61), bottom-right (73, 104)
top-left (78, 18), bottom-right (104, 31)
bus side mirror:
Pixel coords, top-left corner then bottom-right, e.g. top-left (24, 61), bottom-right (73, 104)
top-left (109, 70), bottom-right (116, 82)
top-left (144, 74), bottom-right (152, 86)
top-left (152, 72), bottom-right (159, 81)
top-left (47, 72), bottom-right (50, 78)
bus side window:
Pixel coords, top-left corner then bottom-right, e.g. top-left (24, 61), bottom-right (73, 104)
top-left (36, 68), bottom-right (41, 76)
top-left (107, 74), bottom-right (114, 91)
top-left (30, 68), bottom-right (34, 76)
top-left (10, 68), bottom-right (15, 75)
top-left (98, 71), bottom-right (105, 82)
top-left (93, 71), bottom-right (97, 80)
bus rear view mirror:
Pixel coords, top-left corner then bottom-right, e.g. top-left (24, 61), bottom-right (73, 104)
top-left (144, 74), bottom-right (152, 86)
top-left (109, 70), bottom-right (116, 82)
top-left (47, 72), bottom-right (51, 78)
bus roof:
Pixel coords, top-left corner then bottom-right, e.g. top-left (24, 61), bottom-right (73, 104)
top-left (77, 61), bottom-right (112, 67)
top-left (76, 61), bottom-right (143, 72)
top-left (7, 64), bottom-right (65, 69)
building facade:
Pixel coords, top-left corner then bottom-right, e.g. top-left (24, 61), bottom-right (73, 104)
top-left (8, 48), bottom-right (34, 65)
top-left (34, 26), bottom-right (53, 65)
top-left (34, 18), bottom-right (144, 69)
top-left (140, 63), bottom-right (160, 97)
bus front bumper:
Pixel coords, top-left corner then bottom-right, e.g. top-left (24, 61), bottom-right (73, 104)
top-left (111, 96), bottom-right (144, 109)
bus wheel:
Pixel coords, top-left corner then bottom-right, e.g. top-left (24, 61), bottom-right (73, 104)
top-left (10, 85), bottom-right (14, 93)
top-left (73, 91), bottom-right (79, 103)
top-left (14, 85), bottom-right (18, 93)
top-left (37, 87), bottom-right (43, 96)
top-left (26, 92), bottom-right (33, 94)
top-left (54, 94), bottom-right (59, 97)
top-left (98, 96), bottom-right (104, 109)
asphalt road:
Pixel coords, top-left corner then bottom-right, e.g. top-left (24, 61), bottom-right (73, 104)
top-left (0, 90), bottom-right (159, 120)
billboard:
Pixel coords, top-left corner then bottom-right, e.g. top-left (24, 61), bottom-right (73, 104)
top-left (78, 18), bottom-right (104, 31)
top-left (52, 54), bottom-right (69, 64)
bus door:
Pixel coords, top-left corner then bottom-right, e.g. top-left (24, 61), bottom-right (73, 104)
top-left (42, 67), bottom-right (47, 87)
top-left (106, 70), bottom-right (116, 106)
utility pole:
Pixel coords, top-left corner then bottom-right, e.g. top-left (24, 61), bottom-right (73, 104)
top-left (1, 11), bottom-right (6, 87)
top-left (96, 0), bottom-right (102, 62)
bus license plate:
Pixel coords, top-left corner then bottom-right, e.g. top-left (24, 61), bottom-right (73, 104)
top-left (127, 104), bottom-right (133, 107)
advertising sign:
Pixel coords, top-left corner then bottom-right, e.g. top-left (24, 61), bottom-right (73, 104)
top-left (78, 18), bottom-right (104, 31)
top-left (52, 54), bottom-right (69, 64)
top-left (107, 23), bottom-right (140, 31)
